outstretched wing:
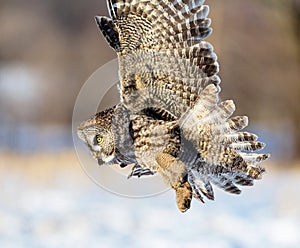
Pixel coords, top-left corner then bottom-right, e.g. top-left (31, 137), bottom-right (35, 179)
top-left (96, 0), bottom-right (220, 117)
top-left (180, 84), bottom-right (270, 202)
top-left (99, 0), bottom-right (213, 53)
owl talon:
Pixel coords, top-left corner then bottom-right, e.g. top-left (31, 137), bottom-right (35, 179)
top-left (156, 153), bottom-right (193, 212)
top-left (175, 181), bottom-right (193, 213)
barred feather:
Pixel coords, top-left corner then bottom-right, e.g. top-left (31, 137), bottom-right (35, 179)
top-left (190, 176), bottom-right (214, 200)
top-left (95, 16), bottom-right (120, 51)
top-left (229, 141), bottom-right (266, 151)
top-left (127, 164), bottom-right (155, 178)
top-left (97, 0), bottom-right (218, 116)
top-left (181, 84), bottom-right (268, 179)
top-left (222, 132), bottom-right (258, 143)
top-left (81, 0), bottom-right (271, 213)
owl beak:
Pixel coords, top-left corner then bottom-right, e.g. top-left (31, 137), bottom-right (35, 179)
top-left (92, 152), bottom-right (104, 165)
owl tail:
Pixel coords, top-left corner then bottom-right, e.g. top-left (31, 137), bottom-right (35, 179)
top-left (188, 162), bottom-right (259, 202)
top-left (179, 84), bottom-right (270, 179)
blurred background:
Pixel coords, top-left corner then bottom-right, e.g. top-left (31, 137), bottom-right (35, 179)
top-left (0, 0), bottom-right (300, 247)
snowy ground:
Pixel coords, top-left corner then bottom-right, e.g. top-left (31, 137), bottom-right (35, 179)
top-left (0, 153), bottom-right (300, 248)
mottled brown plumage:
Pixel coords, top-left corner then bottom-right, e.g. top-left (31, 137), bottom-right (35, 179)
top-left (78, 0), bottom-right (270, 212)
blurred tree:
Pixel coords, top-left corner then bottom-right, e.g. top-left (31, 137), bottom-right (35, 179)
top-left (289, 0), bottom-right (300, 158)
top-left (291, 0), bottom-right (300, 39)
top-left (211, 0), bottom-right (300, 160)
top-left (0, 0), bottom-right (299, 159)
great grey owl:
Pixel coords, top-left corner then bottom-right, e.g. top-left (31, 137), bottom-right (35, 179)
top-left (77, 0), bottom-right (269, 212)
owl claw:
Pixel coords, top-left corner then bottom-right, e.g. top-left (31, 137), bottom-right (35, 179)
top-left (127, 164), bottom-right (155, 179)
top-left (175, 181), bottom-right (193, 213)
top-left (156, 153), bottom-right (193, 212)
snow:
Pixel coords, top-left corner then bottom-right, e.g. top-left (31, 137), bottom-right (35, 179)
top-left (0, 165), bottom-right (299, 248)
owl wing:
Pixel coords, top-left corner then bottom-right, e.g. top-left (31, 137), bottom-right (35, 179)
top-left (96, 0), bottom-right (220, 117)
top-left (178, 84), bottom-right (270, 203)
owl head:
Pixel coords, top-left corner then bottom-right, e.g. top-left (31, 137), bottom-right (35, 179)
top-left (77, 107), bottom-right (116, 164)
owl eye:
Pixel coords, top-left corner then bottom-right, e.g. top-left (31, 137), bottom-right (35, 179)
top-left (95, 135), bottom-right (103, 145)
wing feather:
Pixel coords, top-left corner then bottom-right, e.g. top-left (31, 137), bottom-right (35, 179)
top-left (181, 84), bottom-right (269, 179)
top-left (96, 0), bottom-right (218, 117)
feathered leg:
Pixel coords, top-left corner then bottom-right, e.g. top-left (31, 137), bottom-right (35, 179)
top-left (156, 153), bottom-right (192, 212)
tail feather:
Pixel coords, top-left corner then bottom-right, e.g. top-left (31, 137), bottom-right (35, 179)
top-left (189, 173), bottom-right (205, 203)
top-left (188, 162), bottom-right (259, 200)
top-left (223, 172), bottom-right (254, 187)
top-left (199, 180), bottom-right (215, 200)
top-left (209, 176), bottom-right (242, 195)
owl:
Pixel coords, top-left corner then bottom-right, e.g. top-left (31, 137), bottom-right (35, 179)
top-left (78, 0), bottom-right (269, 212)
